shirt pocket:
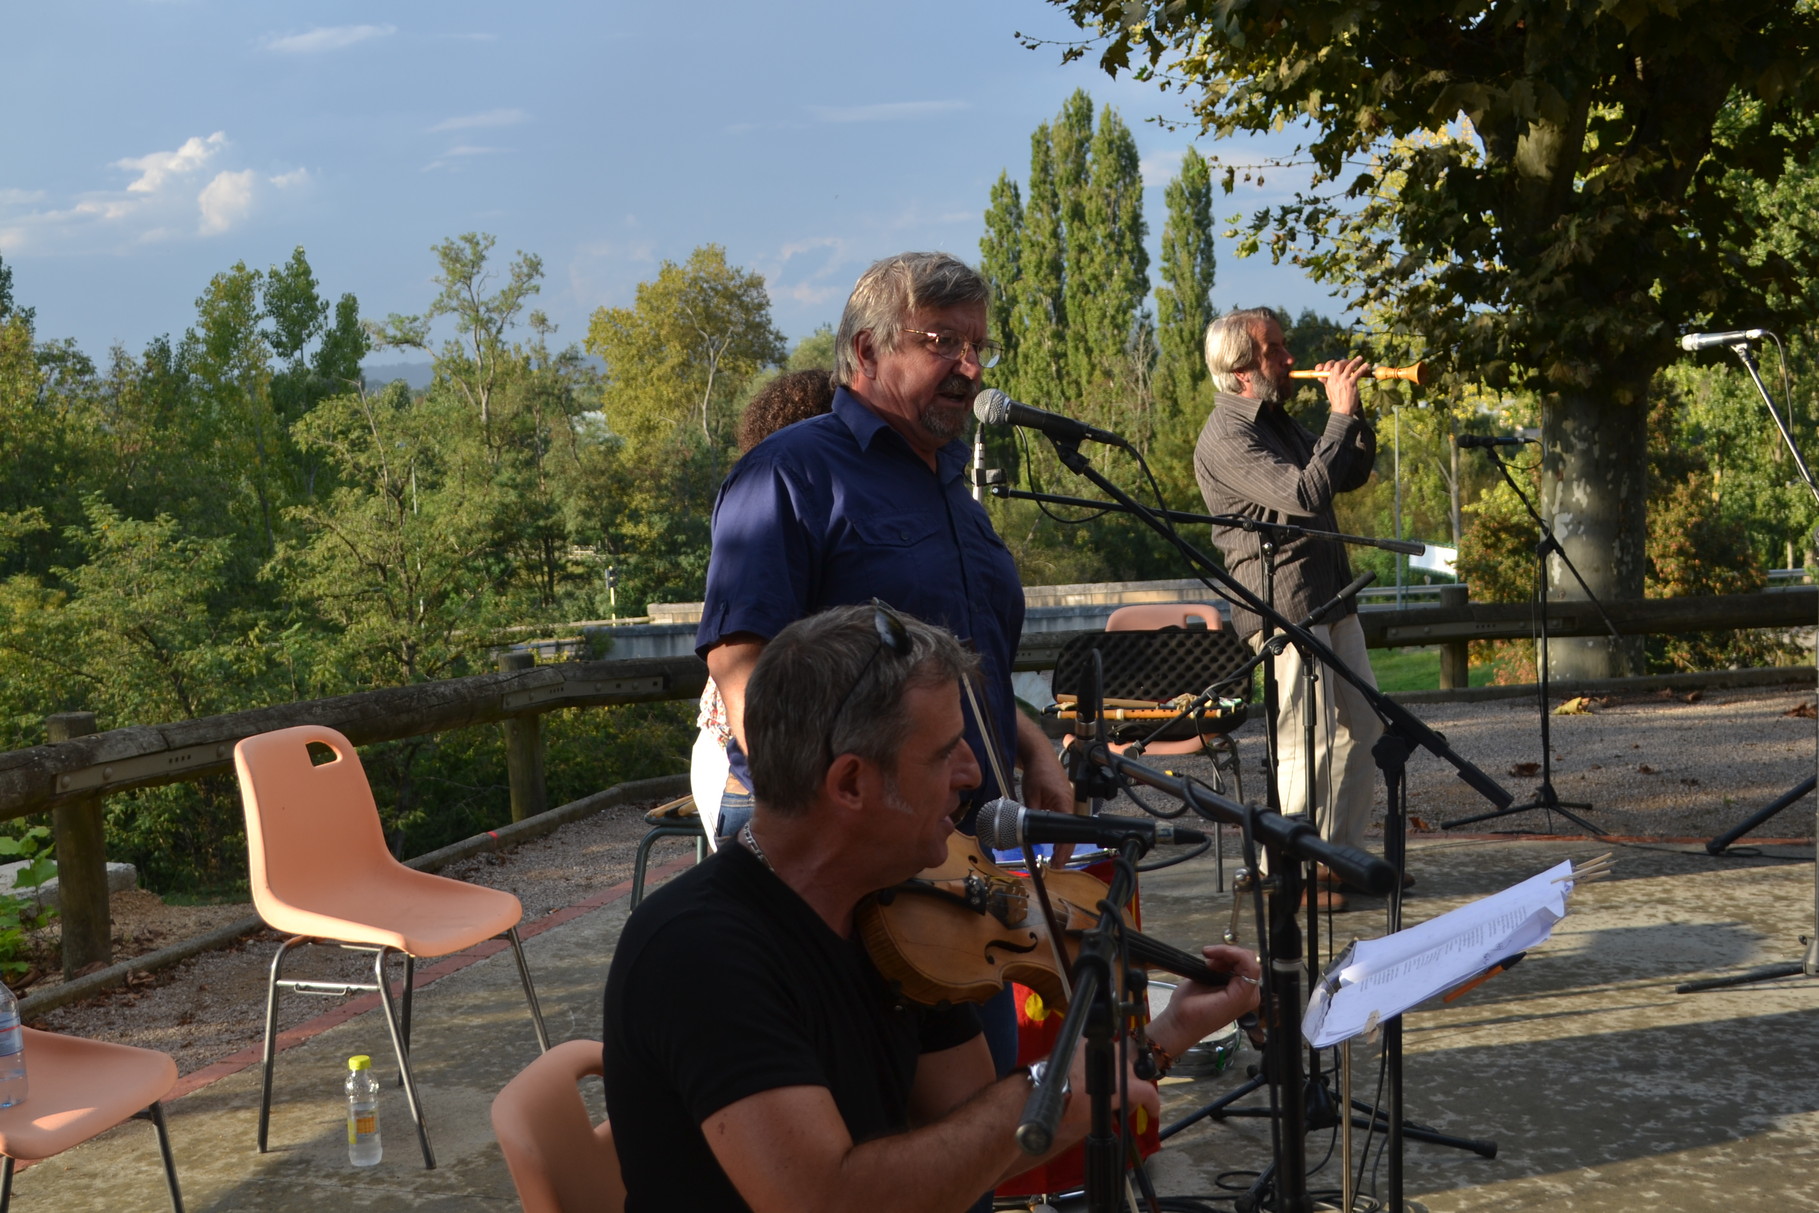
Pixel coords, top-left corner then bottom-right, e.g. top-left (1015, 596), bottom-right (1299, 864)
top-left (848, 512), bottom-right (943, 551)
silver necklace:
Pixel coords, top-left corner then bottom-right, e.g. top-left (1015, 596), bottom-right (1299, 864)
top-left (740, 821), bottom-right (773, 871)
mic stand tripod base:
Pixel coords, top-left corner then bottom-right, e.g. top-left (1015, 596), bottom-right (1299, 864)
top-left (1444, 782), bottom-right (1602, 836)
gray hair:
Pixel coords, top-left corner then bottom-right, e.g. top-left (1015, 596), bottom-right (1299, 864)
top-left (1204, 307), bottom-right (1281, 394)
top-left (745, 604), bottom-right (978, 817)
top-left (833, 252), bottom-right (991, 388)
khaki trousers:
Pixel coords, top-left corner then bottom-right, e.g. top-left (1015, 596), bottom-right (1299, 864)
top-left (1255, 612), bottom-right (1383, 852)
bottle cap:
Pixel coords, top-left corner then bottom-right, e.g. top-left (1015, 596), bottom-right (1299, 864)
top-left (348, 1055), bottom-right (372, 1071)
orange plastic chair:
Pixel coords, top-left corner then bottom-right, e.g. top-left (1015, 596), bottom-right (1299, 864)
top-left (234, 724), bottom-right (550, 1169)
top-left (0, 1028), bottom-right (182, 1212)
top-left (491, 1039), bottom-right (623, 1213)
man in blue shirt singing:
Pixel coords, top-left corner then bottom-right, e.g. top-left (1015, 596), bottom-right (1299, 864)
top-left (696, 251), bottom-right (1072, 840)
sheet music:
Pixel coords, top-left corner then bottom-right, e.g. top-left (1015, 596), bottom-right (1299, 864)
top-left (1303, 860), bottom-right (1576, 1047)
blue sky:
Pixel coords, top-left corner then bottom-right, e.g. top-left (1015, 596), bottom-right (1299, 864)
top-left (4, 1), bottom-right (1341, 367)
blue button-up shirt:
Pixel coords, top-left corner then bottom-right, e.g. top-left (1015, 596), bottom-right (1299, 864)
top-left (696, 387), bottom-right (1024, 807)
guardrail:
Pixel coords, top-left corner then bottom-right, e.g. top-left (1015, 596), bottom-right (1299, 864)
top-left (17, 586), bottom-right (1814, 982)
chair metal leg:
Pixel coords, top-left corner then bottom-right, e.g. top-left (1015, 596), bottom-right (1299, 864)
top-left (504, 927), bottom-right (551, 1052)
top-left (372, 946), bottom-right (436, 1169)
top-left (257, 936), bottom-right (310, 1154)
top-left (630, 827), bottom-right (662, 908)
top-left (140, 1101), bottom-right (185, 1213)
top-left (400, 953), bottom-right (416, 1066)
top-left (631, 823), bottom-right (705, 908)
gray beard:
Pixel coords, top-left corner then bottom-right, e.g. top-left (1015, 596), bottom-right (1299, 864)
top-left (1256, 370), bottom-right (1290, 407)
top-left (920, 402), bottom-right (969, 444)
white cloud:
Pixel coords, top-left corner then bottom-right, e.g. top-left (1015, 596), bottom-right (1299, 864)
top-left (198, 169), bottom-right (256, 234)
top-left (115, 131), bottom-right (226, 194)
top-left (422, 144), bottom-right (510, 173)
top-left (260, 24), bottom-right (396, 54)
top-left (0, 133), bottom-right (294, 253)
top-left (806, 100), bottom-right (970, 124)
top-left (429, 108), bottom-right (528, 133)
top-left (1139, 147), bottom-right (1192, 189)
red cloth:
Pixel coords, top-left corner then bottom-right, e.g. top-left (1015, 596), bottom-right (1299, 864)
top-left (995, 856), bottom-right (1161, 1198)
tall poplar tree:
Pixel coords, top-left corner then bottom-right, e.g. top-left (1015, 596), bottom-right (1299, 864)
top-left (1151, 147), bottom-right (1218, 508)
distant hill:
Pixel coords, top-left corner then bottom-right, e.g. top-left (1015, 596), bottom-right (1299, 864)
top-left (361, 360), bottom-right (435, 392)
top-left (359, 356), bottom-right (605, 395)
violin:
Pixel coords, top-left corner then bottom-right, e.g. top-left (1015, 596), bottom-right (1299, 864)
top-left (857, 832), bottom-right (1233, 1011)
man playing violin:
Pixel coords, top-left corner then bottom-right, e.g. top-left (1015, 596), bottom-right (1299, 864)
top-left (1194, 309), bottom-right (1384, 908)
top-left (603, 604), bottom-right (1261, 1213)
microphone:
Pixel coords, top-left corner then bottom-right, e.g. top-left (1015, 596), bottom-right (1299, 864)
top-left (974, 798), bottom-right (1207, 851)
top-left (1680, 328), bottom-right (1767, 351)
top-left (1456, 434), bottom-right (1534, 449)
top-left (973, 389), bottom-right (1128, 448)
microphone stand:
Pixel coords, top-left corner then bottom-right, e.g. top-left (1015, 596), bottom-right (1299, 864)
top-left (1441, 446), bottom-right (1620, 835)
top-left (1016, 652), bottom-right (1186, 1213)
top-left (1680, 334), bottom-right (1819, 990)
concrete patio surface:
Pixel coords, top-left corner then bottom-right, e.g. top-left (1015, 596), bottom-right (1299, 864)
top-left (12, 827), bottom-right (1819, 1211)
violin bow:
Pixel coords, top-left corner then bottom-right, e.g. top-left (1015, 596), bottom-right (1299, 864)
top-left (958, 669), bottom-right (1076, 1002)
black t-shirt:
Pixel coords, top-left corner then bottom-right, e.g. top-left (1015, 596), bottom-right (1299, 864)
top-left (603, 843), bottom-right (982, 1212)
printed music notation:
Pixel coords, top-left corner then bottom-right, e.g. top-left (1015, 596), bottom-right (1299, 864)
top-left (1302, 855), bottom-right (1611, 1048)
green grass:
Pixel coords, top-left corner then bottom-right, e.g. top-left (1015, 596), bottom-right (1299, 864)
top-left (1368, 646), bottom-right (1496, 693)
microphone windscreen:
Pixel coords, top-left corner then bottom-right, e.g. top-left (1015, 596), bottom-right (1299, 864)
top-left (971, 797), bottom-right (1023, 850)
top-left (973, 388), bottom-right (1011, 427)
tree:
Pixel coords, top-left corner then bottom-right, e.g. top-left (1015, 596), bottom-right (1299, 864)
top-left (372, 233), bottom-right (542, 449)
top-left (1149, 147), bottom-right (1218, 509)
top-left (585, 245), bottom-right (785, 449)
top-left (1043, 0), bottom-right (1819, 677)
top-left (0, 255), bottom-right (32, 327)
top-left (580, 247), bottom-right (785, 611)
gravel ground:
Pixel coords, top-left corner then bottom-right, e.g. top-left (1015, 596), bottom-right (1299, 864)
top-left (22, 681), bottom-right (1819, 1074)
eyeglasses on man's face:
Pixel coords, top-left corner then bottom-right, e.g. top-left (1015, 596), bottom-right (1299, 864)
top-left (899, 327), bottom-right (1002, 369)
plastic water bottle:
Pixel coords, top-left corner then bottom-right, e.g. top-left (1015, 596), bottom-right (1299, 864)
top-left (0, 982), bottom-right (25, 1108)
top-left (345, 1055), bottom-right (381, 1166)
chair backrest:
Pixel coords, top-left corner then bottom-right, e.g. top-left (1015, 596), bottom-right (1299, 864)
top-left (491, 1039), bottom-right (624, 1213)
top-left (234, 725), bottom-right (401, 920)
top-left (1105, 603), bottom-right (1225, 633)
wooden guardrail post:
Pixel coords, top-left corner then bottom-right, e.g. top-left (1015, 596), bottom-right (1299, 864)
top-left (46, 712), bottom-right (110, 977)
top-left (498, 652), bottom-right (547, 823)
top-left (1437, 585), bottom-right (1471, 689)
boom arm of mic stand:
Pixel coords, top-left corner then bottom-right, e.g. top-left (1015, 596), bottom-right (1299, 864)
top-left (1480, 450), bottom-right (1624, 644)
top-left (988, 484), bottom-right (1427, 556)
top-left (1037, 439), bottom-right (1512, 809)
top-left (1089, 740), bottom-right (1398, 895)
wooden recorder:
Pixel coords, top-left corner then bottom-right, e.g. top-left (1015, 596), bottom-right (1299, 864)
top-left (1289, 361), bottom-right (1429, 387)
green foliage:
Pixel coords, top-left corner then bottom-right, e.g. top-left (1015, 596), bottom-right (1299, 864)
top-left (0, 825), bottom-right (55, 979)
top-left (0, 236), bottom-right (785, 896)
top-left (1150, 148), bottom-right (1218, 512)
top-left (583, 244), bottom-right (787, 612)
top-left (1045, 0), bottom-right (1819, 676)
top-left (978, 91), bottom-right (1181, 579)
top-left (586, 245), bottom-right (786, 450)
